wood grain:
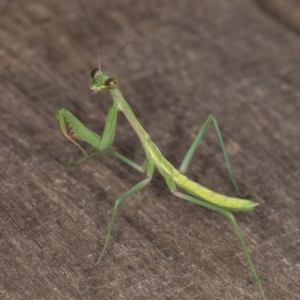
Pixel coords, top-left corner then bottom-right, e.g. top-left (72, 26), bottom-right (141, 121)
top-left (255, 0), bottom-right (300, 34)
top-left (1, 0), bottom-right (300, 299)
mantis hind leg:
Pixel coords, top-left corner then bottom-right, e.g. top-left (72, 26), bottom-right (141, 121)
top-left (179, 114), bottom-right (241, 196)
top-left (88, 160), bottom-right (154, 268)
top-left (165, 176), bottom-right (266, 300)
top-left (175, 191), bottom-right (266, 299)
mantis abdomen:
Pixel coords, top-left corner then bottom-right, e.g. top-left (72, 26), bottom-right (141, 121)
top-left (144, 138), bottom-right (256, 211)
top-left (174, 173), bottom-right (256, 211)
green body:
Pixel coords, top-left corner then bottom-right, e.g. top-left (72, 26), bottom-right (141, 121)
top-left (55, 69), bottom-right (266, 299)
top-left (101, 74), bottom-right (255, 211)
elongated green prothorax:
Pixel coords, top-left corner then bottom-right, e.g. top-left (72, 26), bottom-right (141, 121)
top-left (55, 65), bottom-right (267, 299)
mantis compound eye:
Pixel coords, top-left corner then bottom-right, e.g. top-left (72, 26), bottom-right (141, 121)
top-left (91, 68), bottom-right (99, 78)
top-left (105, 78), bottom-right (119, 88)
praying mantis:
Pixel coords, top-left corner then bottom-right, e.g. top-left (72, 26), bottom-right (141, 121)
top-left (55, 3), bottom-right (266, 299)
top-left (55, 69), bottom-right (266, 299)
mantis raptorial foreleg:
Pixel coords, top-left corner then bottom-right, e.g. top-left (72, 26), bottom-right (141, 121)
top-left (179, 114), bottom-right (241, 196)
top-left (56, 104), bottom-right (117, 160)
top-left (91, 160), bottom-right (155, 267)
top-left (57, 108), bottom-right (145, 172)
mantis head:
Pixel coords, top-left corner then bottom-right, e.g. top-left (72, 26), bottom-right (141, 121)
top-left (90, 69), bottom-right (119, 94)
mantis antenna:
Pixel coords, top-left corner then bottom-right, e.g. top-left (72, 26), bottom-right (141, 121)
top-left (106, 41), bottom-right (135, 74)
top-left (77, 0), bottom-right (101, 71)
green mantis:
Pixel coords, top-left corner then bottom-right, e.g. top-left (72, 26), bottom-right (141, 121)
top-left (55, 67), bottom-right (266, 298)
top-left (54, 4), bottom-right (266, 296)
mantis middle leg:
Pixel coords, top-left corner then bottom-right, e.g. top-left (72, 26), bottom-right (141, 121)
top-left (90, 160), bottom-right (155, 267)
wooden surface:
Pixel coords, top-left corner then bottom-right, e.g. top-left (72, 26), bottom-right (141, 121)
top-left (1, 0), bottom-right (300, 299)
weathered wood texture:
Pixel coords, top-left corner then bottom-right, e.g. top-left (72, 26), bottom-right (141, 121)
top-left (1, 0), bottom-right (300, 299)
top-left (255, 0), bottom-right (300, 34)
